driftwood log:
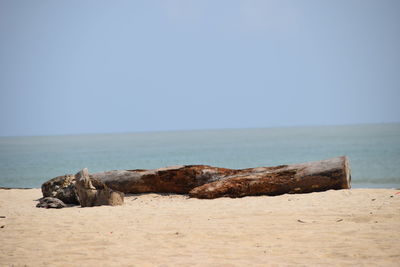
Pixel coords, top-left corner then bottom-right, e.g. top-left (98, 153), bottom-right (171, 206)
top-left (92, 156), bottom-right (350, 198)
top-left (41, 156), bottom-right (351, 202)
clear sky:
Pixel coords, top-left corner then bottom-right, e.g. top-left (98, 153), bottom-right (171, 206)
top-left (0, 0), bottom-right (399, 136)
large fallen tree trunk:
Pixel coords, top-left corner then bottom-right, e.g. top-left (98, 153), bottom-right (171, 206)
top-left (91, 156), bottom-right (350, 198)
top-left (41, 156), bottom-right (351, 202)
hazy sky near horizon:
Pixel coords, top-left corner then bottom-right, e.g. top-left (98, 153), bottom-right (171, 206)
top-left (0, 0), bottom-right (399, 136)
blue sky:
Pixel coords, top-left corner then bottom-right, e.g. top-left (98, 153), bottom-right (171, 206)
top-left (0, 0), bottom-right (399, 136)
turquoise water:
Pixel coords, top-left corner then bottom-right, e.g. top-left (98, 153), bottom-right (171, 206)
top-left (0, 124), bottom-right (399, 188)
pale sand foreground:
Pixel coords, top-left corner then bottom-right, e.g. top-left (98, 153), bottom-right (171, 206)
top-left (0, 189), bottom-right (399, 266)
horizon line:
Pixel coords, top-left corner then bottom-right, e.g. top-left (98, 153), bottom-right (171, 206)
top-left (1, 121), bottom-right (399, 138)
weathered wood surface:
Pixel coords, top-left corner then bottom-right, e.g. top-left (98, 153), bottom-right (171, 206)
top-left (189, 156), bottom-right (351, 199)
top-left (92, 165), bottom-right (238, 194)
top-left (75, 168), bottom-right (124, 207)
top-left (92, 156), bottom-right (350, 198)
top-left (41, 174), bottom-right (79, 204)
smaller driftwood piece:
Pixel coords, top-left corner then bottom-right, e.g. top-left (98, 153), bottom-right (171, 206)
top-left (75, 168), bottom-right (124, 207)
top-left (36, 197), bottom-right (67, 209)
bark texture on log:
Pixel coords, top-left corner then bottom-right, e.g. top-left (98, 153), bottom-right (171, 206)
top-left (189, 156), bottom-right (351, 199)
top-left (75, 168), bottom-right (124, 207)
top-left (92, 165), bottom-right (239, 194)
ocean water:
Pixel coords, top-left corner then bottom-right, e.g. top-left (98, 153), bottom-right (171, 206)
top-left (0, 124), bottom-right (399, 189)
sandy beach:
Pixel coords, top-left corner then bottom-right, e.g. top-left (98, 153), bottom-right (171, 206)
top-left (0, 188), bottom-right (399, 266)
